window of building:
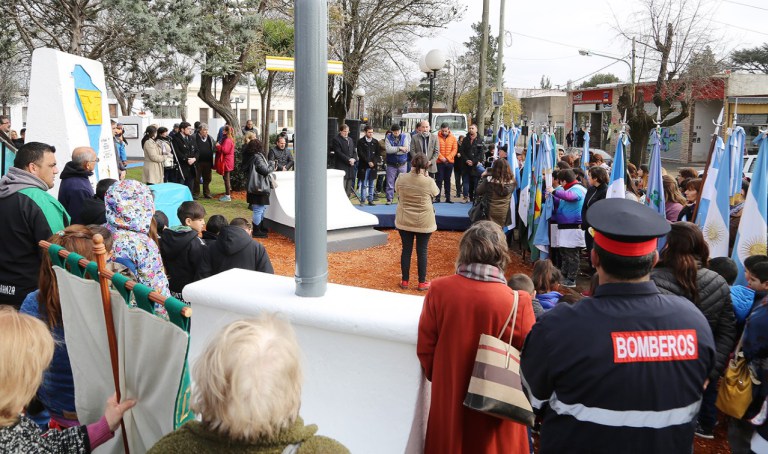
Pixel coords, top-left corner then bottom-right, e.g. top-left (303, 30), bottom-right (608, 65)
top-left (277, 110), bottom-right (285, 128)
top-left (270, 110), bottom-right (276, 124)
top-left (199, 108), bottom-right (209, 124)
top-left (251, 109), bottom-right (258, 125)
top-left (287, 110), bottom-right (294, 128)
top-left (240, 109), bottom-right (248, 125)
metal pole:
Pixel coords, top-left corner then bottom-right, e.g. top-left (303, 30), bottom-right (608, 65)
top-left (294, 0), bottom-right (328, 297)
top-left (428, 73), bottom-right (435, 126)
top-left (478, 0), bottom-right (490, 135)
top-left (492, 0), bottom-right (506, 142)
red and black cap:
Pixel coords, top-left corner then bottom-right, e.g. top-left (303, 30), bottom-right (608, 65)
top-left (585, 198), bottom-right (670, 257)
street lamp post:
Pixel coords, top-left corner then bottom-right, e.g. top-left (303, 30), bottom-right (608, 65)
top-left (522, 115), bottom-right (529, 150)
top-left (353, 87), bottom-right (365, 120)
top-left (578, 39), bottom-right (636, 105)
top-left (231, 94), bottom-right (245, 124)
top-left (419, 49), bottom-right (447, 127)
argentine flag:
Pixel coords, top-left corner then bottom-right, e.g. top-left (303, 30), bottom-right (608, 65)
top-left (696, 136), bottom-right (731, 258)
top-left (645, 129), bottom-right (666, 217)
top-left (731, 133), bottom-right (768, 285)
top-left (581, 131), bottom-right (590, 172)
top-left (606, 133), bottom-right (627, 199)
top-left (517, 135), bottom-right (533, 227)
top-left (729, 127), bottom-right (746, 197)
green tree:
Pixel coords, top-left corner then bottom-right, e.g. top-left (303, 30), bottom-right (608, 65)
top-left (730, 43), bottom-right (768, 74)
top-left (457, 87), bottom-right (520, 124)
top-left (252, 18), bottom-right (294, 141)
top-left (578, 73), bottom-right (620, 89)
top-left (540, 75), bottom-right (552, 89)
top-left (1, 0), bottom-right (166, 114)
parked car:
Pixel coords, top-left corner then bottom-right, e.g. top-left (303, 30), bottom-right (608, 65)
top-left (697, 154), bottom-right (756, 181)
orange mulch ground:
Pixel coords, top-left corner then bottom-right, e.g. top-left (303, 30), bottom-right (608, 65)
top-left (257, 228), bottom-right (532, 295)
top-left (260, 228), bottom-right (731, 453)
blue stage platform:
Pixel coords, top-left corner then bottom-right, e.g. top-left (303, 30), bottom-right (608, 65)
top-left (355, 202), bottom-right (470, 231)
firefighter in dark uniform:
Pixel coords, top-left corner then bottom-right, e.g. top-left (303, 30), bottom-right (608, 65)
top-left (521, 198), bottom-right (716, 453)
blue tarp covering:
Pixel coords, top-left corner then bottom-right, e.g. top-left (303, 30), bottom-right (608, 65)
top-left (149, 183), bottom-right (192, 227)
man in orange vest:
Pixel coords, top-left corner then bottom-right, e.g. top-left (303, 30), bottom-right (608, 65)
top-left (435, 122), bottom-right (458, 203)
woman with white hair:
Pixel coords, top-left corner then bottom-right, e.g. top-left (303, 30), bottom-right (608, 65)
top-left (149, 314), bottom-right (349, 453)
top-left (417, 221), bottom-right (535, 453)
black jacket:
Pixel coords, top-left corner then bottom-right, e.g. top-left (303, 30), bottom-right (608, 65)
top-left (195, 134), bottom-right (216, 164)
top-left (458, 134), bottom-right (482, 167)
top-left (57, 161), bottom-right (94, 225)
top-left (356, 137), bottom-right (382, 181)
top-left (78, 196), bottom-right (107, 225)
top-left (268, 146), bottom-right (294, 171)
top-left (581, 183), bottom-right (607, 229)
top-left (651, 267), bottom-right (737, 382)
top-left (208, 226), bottom-right (274, 275)
top-left (159, 226), bottom-right (211, 294)
top-left (172, 134), bottom-right (198, 171)
top-left (331, 134), bottom-right (357, 178)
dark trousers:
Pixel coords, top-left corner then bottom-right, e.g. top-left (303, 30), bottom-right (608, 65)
top-left (462, 167), bottom-right (478, 200)
top-left (584, 229), bottom-right (595, 269)
top-left (698, 378), bottom-right (719, 431)
top-left (181, 165), bottom-right (196, 194)
top-left (560, 247), bottom-right (580, 282)
top-left (222, 171), bottom-right (231, 195)
top-left (165, 167), bottom-right (183, 184)
top-left (194, 161), bottom-right (213, 196)
top-left (436, 162), bottom-right (454, 201)
top-left (399, 230), bottom-right (431, 283)
top-left (454, 166), bottom-right (463, 197)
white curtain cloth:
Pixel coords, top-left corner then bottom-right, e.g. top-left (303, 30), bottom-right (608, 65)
top-left (55, 267), bottom-right (190, 453)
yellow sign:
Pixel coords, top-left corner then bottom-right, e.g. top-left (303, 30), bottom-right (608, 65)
top-left (76, 89), bottom-right (102, 125)
top-left (266, 56), bottom-right (344, 75)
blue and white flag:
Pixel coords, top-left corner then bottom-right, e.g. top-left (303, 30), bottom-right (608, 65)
top-left (729, 126), bottom-right (746, 197)
top-left (532, 133), bottom-right (554, 258)
top-left (517, 133), bottom-right (534, 227)
top-left (507, 124), bottom-right (519, 149)
top-left (645, 129), bottom-right (666, 217)
top-left (697, 136), bottom-right (731, 258)
top-left (497, 125), bottom-right (507, 148)
top-left (581, 131), bottom-right (590, 173)
top-left (695, 136), bottom-right (725, 230)
top-left (607, 133), bottom-right (627, 199)
top-left (731, 132), bottom-right (768, 285)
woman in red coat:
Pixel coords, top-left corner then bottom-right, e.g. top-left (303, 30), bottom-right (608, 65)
top-left (417, 220), bottom-right (535, 453)
top-left (216, 125), bottom-right (236, 201)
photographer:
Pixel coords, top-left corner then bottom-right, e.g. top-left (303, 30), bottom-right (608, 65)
top-left (459, 124), bottom-right (483, 203)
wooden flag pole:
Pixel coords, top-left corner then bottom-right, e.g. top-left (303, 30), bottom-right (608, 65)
top-left (91, 234), bottom-right (130, 454)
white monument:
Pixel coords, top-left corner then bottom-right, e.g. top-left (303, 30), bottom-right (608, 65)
top-left (26, 48), bottom-right (119, 195)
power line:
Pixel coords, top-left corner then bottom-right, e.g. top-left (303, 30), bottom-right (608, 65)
top-left (709, 19), bottom-right (768, 37)
top-left (722, 0), bottom-right (768, 12)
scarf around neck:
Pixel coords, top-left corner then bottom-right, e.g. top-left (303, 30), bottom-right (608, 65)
top-left (456, 263), bottom-right (506, 284)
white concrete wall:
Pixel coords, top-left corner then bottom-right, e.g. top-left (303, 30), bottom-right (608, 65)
top-left (691, 100), bottom-right (723, 162)
top-left (25, 48), bottom-right (119, 195)
top-left (727, 74), bottom-right (768, 97)
top-left (183, 270), bottom-right (427, 454)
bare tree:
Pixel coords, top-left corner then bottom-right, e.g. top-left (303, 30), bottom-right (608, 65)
top-left (326, 0), bottom-right (464, 123)
top-left (615, 0), bottom-right (723, 164)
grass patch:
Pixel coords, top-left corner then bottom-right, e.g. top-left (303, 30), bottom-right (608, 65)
top-left (126, 167), bottom-right (253, 222)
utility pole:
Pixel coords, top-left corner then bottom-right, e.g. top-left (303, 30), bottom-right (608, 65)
top-left (477, 0), bottom-right (490, 135)
top-left (492, 0), bottom-right (506, 142)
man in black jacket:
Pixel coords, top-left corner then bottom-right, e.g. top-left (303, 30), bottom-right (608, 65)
top-left (331, 124), bottom-right (357, 197)
top-left (458, 124), bottom-right (482, 203)
top-left (172, 122), bottom-right (199, 196)
top-left (356, 126), bottom-right (381, 205)
top-left (195, 123), bottom-right (216, 199)
top-left (208, 219), bottom-right (274, 275)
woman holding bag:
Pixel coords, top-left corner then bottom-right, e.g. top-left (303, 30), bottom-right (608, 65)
top-left (215, 125), bottom-right (235, 202)
top-left (417, 221), bottom-right (535, 453)
top-left (242, 132), bottom-right (272, 238)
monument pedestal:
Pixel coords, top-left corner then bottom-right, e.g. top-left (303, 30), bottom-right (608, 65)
top-left (265, 169), bottom-right (388, 252)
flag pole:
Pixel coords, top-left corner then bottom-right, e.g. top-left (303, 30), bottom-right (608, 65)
top-left (92, 234), bottom-right (130, 454)
top-left (692, 108), bottom-right (724, 222)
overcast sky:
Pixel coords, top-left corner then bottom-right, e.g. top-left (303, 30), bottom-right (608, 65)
top-left (414, 0), bottom-right (767, 89)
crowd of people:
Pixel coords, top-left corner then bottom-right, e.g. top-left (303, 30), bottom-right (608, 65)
top-left (1, 116), bottom-right (767, 453)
